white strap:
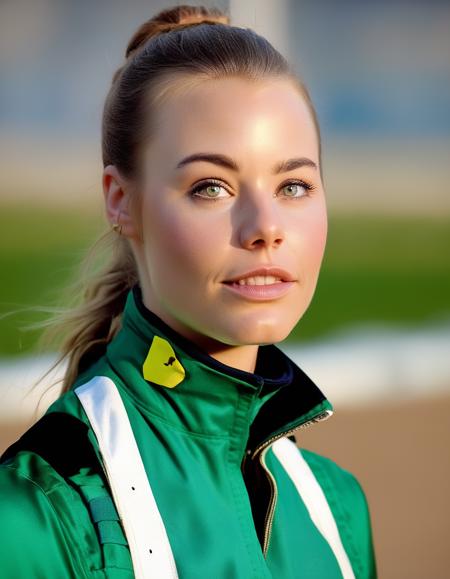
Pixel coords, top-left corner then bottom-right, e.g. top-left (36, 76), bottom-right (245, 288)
top-left (75, 376), bottom-right (178, 579)
top-left (272, 437), bottom-right (355, 579)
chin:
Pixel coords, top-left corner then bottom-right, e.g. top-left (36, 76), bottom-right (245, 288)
top-left (222, 322), bottom-right (294, 347)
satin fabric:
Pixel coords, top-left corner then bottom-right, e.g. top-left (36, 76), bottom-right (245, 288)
top-left (0, 284), bottom-right (377, 578)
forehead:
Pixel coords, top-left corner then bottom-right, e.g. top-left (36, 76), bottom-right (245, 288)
top-left (144, 76), bottom-right (319, 165)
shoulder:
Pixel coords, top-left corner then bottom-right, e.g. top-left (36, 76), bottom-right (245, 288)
top-left (0, 452), bottom-right (89, 578)
top-left (0, 391), bottom-right (110, 578)
top-left (299, 445), bottom-right (378, 579)
top-left (270, 438), bottom-right (377, 578)
top-left (299, 446), bottom-right (370, 514)
top-left (271, 440), bottom-right (372, 525)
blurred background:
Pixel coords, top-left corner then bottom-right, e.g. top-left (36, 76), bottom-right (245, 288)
top-left (1, 0), bottom-right (449, 577)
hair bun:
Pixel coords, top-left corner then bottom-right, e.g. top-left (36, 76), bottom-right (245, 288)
top-left (125, 4), bottom-right (230, 59)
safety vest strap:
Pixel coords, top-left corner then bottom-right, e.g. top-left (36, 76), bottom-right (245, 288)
top-left (272, 437), bottom-right (356, 579)
top-left (75, 376), bottom-right (179, 579)
top-left (0, 410), bottom-right (134, 574)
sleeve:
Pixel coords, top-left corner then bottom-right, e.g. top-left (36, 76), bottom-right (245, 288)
top-left (0, 464), bottom-right (86, 579)
top-left (300, 448), bottom-right (378, 579)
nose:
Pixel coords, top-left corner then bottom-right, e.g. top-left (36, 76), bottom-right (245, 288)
top-left (237, 192), bottom-right (285, 250)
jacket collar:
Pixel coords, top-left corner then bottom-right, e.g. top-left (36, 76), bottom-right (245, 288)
top-left (105, 284), bottom-right (333, 459)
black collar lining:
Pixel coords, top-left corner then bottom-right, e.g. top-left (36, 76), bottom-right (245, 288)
top-left (132, 283), bottom-right (292, 391)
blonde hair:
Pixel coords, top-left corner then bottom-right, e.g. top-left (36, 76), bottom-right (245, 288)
top-left (31, 3), bottom-right (322, 395)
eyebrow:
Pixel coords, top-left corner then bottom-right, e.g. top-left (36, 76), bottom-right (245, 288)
top-left (175, 153), bottom-right (318, 174)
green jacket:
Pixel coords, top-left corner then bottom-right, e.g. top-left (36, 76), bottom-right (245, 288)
top-left (0, 284), bottom-right (377, 578)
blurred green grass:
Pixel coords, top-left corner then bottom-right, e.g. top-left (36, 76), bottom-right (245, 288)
top-left (295, 214), bottom-right (450, 341)
top-left (1, 204), bottom-right (449, 356)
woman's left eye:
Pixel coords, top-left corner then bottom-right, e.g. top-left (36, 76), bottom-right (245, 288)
top-left (279, 180), bottom-right (314, 199)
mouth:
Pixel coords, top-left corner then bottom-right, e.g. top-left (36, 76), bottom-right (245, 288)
top-left (222, 268), bottom-right (296, 301)
top-left (224, 275), bottom-right (286, 287)
top-left (222, 266), bottom-right (296, 285)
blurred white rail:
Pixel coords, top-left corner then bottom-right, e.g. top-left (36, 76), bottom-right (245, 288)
top-left (0, 321), bottom-right (450, 427)
top-left (281, 320), bottom-right (450, 407)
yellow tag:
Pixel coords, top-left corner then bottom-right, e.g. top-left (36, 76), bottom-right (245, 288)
top-left (142, 335), bottom-right (185, 388)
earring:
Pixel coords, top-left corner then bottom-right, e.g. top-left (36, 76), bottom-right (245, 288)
top-left (111, 211), bottom-right (123, 235)
top-left (112, 211), bottom-right (122, 235)
top-left (112, 222), bottom-right (122, 235)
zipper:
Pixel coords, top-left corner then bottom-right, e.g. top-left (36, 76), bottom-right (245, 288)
top-left (251, 409), bottom-right (332, 461)
top-left (253, 408), bottom-right (332, 557)
top-left (259, 444), bottom-right (278, 556)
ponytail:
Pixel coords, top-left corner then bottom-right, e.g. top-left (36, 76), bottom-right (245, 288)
top-left (29, 230), bottom-right (138, 395)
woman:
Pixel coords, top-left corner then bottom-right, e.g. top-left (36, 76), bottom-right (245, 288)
top-left (0, 5), bottom-right (377, 578)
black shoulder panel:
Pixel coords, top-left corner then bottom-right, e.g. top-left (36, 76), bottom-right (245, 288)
top-left (0, 412), bottom-right (101, 478)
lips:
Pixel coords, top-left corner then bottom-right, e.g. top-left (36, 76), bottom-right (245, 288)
top-left (223, 266), bottom-right (296, 284)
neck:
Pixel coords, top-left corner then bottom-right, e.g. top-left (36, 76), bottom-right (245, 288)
top-left (196, 341), bottom-right (259, 374)
top-left (140, 297), bottom-right (260, 375)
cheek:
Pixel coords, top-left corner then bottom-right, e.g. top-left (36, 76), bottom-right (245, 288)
top-left (141, 200), bottom-right (228, 284)
top-left (296, 202), bottom-right (328, 273)
top-left (309, 213), bottom-right (328, 262)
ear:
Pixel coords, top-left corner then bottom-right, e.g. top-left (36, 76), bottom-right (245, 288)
top-left (102, 165), bottom-right (139, 239)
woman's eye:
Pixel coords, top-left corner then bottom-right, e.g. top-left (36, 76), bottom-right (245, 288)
top-left (190, 180), bottom-right (230, 201)
top-left (279, 180), bottom-right (314, 199)
top-left (190, 179), bottom-right (314, 201)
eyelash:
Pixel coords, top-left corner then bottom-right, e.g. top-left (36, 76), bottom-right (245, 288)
top-left (190, 178), bottom-right (316, 202)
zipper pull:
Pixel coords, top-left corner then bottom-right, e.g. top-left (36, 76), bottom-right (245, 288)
top-left (241, 448), bottom-right (252, 472)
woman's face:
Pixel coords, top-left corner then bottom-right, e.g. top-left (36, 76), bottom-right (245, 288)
top-left (131, 76), bottom-right (327, 349)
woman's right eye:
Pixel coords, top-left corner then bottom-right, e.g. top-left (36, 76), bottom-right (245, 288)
top-left (190, 180), bottom-right (231, 201)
